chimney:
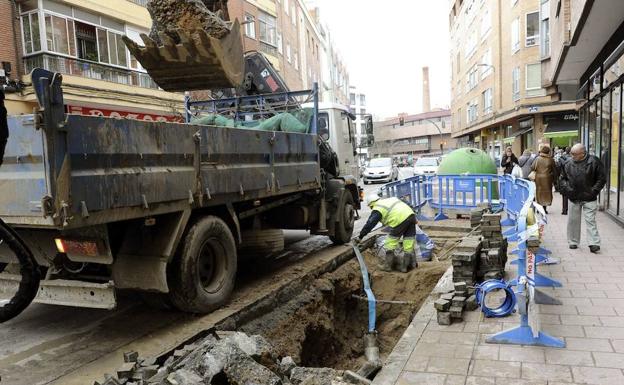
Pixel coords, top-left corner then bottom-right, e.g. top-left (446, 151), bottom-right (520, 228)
top-left (422, 66), bottom-right (431, 113)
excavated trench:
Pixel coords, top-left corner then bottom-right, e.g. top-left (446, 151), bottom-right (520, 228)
top-left (237, 249), bottom-right (448, 371)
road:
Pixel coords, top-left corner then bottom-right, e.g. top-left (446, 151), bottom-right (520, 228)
top-left (0, 168), bottom-right (415, 385)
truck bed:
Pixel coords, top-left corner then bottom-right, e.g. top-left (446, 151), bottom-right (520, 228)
top-left (0, 114), bottom-right (320, 229)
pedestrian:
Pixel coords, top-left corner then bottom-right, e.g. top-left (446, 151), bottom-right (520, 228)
top-left (517, 149), bottom-right (536, 179)
top-left (0, 90), bottom-right (8, 167)
top-left (559, 143), bottom-right (607, 253)
top-left (501, 146), bottom-right (518, 174)
top-left (556, 146), bottom-right (571, 215)
top-left (357, 195), bottom-right (420, 272)
top-left (531, 146), bottom-right (556, 213)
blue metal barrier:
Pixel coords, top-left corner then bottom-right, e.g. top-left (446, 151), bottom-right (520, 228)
top-left (381, 172), bottom-right (564, 348)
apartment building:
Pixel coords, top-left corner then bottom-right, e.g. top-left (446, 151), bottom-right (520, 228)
top-left (2, 0), bottom-right (349, 118)
top-left (371, 110), bottom-right (456, 160)
top-left (8, 0), bottom-right (185, 119)
top-left (349, 85), bottom-right (368, 159)
top-left (449, 0), bottom-right (577, 160)
top-left (545, 0), bottom-right (624, 223)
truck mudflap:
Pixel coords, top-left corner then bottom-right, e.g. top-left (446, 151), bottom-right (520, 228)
top-left (0, 275), bottom-right (116, 309)
top-left (122, 20), bottom-right (244, 92)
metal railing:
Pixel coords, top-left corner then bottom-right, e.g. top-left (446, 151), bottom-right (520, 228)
top-left (24, 54), bottom-right (159, 90)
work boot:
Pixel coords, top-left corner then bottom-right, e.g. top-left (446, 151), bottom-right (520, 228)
top-left (406, 252), bottom-right (418, 270)
top-left (377, 248), bottom-right (392, 272)
top-left (393, 249), bottom-right (408, 273)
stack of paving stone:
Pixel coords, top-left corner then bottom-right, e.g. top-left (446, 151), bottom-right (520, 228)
top-left (476, 213), bottom-right (508, 281)
top-left (434, 281), bottom-right (479, 325)
top-left (469, 207), bottom-right (488, 230)
top-left (451, 236), bottom-right (482, 285)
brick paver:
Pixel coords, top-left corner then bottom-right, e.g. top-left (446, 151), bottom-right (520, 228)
top-left (375, 198), bottom-right (624, 385)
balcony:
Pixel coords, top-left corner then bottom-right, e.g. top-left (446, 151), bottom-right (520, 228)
top-left (24, 54), bottom-right (159, 90)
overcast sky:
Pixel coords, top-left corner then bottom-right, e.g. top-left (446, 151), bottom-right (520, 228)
top-left (310, 0), bottom-right (451, 120)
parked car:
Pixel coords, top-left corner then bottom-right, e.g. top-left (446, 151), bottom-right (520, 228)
top-left (413, 156), bottom-right (440, 176)
top-left (363, 157), bottom-right (399, 184)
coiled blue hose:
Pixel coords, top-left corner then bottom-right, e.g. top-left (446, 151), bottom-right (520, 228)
top-left (475, 279), bottom-right (517, 318)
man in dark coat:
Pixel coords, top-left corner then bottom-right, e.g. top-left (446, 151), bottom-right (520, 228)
top-left (559, 144), bottom-right (607, 253)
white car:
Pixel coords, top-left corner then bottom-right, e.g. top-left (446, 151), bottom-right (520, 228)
top-left (413, 156), bottom-right (440, 176)
top-left (363, 157), bottom-right (398, 184)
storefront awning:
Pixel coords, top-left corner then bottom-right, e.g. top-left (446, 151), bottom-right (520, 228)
top-left (543, 119), bottom-right (579, 139)
top-left (503, 127), bottom-right (533, 144)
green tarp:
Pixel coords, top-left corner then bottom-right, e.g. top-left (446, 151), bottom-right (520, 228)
top-left (192, 108), bottom-right (314, 134)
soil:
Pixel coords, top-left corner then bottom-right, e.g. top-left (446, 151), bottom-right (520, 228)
top-left (237, 249), bottom-right (448, 371)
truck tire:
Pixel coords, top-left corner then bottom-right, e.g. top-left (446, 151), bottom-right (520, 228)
top-left (0, 220), bottom-right (40, 323)
top-left (330, 191), bottom-right (355, 245)
top-left (238, 229), bottom-right (284, 258)
top-left (168, 216), bottom-right (237, 314)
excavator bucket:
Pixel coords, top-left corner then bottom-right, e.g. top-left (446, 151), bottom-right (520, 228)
top-left (123, 19), bottom-right (244, 92)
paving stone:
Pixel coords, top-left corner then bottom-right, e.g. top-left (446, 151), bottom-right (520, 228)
top-left (612, 340), bottom-right (624, 353)
top-left (498, 346), bottom-right (545, 363)
top-left (545, 349), bottom-right (594, 366)
top-left (404, 355), bottom-right (428, 372)
top-left (437, 311), bottom-right (452, 325)
top-left (472, 345), bottom-right (499, 360)
top-left (435, 299), bottom-right (451, 311)
top-left (521, 363), bottom-right (573, 382)
top-left (592, 352), bottom-right (624, 369)
top-left (426, 357), bottom-right (470, 375)
top-left (571, 366), bottom-right (624, 384)
top-left (565, 337), bottom-right (614, 352)
top-left (397, 371), bottom-right (446, 385)
top-left (470, 360), bottom-right (521, 379)
top-left (560, 314), bottom-right (602, 326)
top-left (585, 326), bottom-right (624, 339)
top-left (495, 380), bottom-right (547, 385)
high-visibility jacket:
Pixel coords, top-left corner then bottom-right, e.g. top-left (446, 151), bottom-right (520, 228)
top-left (371, 197), bottom-right (414, 227)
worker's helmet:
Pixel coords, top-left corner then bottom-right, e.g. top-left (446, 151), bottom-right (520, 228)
top-left (366, 194), bottom-right (381, 208)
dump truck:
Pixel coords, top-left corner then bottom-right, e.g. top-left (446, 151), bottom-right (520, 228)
top-left (0, 68), bottom-right (360, 313)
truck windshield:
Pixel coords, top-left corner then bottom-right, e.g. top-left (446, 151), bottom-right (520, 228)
top-left (369, 158), bottom-right (391, 167)
top-left (415, 158), bottom-right (438, 166)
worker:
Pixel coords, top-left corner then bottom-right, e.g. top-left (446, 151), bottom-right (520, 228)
top-left (356, 195), bottom-right (418, 272)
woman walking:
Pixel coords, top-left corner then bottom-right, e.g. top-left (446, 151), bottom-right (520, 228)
top-left (518, 149), bottom-right (536, 179)
top-left (532, 145), bottom-right (556, 213)
top-left (501, 146), bottom-right (518, 175)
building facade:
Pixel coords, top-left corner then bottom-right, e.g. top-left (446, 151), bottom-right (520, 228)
top-left (449, 0), bottom-right (577, 161)
top-left (349, 85), bottom-right (369, 159)
top-left (2, 0), bottom-right (350, 117)
top-left (546, 0), bottom-right (624, 223)
top-left (370, 110), bottom-right (456, 161)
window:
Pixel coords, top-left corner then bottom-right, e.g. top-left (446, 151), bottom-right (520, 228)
top-left (480, 7), bottom-right (491, 39)
top-left (540, 0), bottom-right (550, 57)
top-left (277, 31), bottom-right (283, 54)
top-left (258, 12), bottom-right (277, 46)
top-left (457, 108), bottom-right (462, 128)
top-left (244, 14), bottom-right (256, 39)
top-left (350, 93), bottom-right (356, 105)
top-left (526, 12), bottom-right (539, 47)
top-left (468, 66), bottom-right (479, 90)
top-left (284, 0), bottom-right (289, 14)
top-left (360, 94), bottom-right (366, 106)
top-left (294, 50), bottom-right (298, 70)
top-left (467, 100), bottom-right (478, 123)
top-left (525, 63), bottom-right (543, 97)
top-left (482, 88), bottom-right (493, 113)
top-left (75, 21), bottom-right (98, 62)
top-left (480, 49), bottom-right (492, 79)
top-left (512, 67), bottom-right (520, 101)
top-left (45, 14), bottom-right (71, 55)
top-left (21, 12), bottom-right (41, 54)
top-left (286, 42), bottom-right (291, 63)
top-left (465, 30), bottom-right (477, 58)
top-left (511, 18), bottom-right (520, 53)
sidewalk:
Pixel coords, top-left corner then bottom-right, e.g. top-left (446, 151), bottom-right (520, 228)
top-left (373, 196), bottom-right (624, 385)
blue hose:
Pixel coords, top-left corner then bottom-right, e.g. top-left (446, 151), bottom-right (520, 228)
top-left (352, 243), bottom-right (376, 332)
top-left (475, 279), bottom-right (516, 318)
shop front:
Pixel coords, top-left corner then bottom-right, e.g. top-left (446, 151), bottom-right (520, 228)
top-left (578, 39), bottom-right (624, 221)
top-left (543, 112), bottom-right (579, 150)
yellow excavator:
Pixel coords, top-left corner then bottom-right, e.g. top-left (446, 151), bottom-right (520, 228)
top-left (123, 0), bottom-right (250, 93)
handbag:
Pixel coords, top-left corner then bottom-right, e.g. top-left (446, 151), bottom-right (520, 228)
top-left (528, 171), bottom-right (536, 181)
top-left (511, 164), bottom-right (523, 178)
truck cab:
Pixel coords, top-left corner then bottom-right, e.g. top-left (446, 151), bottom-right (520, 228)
top-left (304, 102), bottom-right (359, 180)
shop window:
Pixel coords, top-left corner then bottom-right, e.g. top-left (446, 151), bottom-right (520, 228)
top-left (588, 101), bottom-right (597, 156)
top-left (610, 85), bottom-right (621, 215)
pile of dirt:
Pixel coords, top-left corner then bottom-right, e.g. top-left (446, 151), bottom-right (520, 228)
top-left (240, 249), bottom-right (448, 370)
top-left (147, 0), bottom-right (230, 44)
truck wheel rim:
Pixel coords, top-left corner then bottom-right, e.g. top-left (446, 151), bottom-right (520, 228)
top-left (345, 204), bottom-right (355, 230)
top-left (197, 238), bottom-right (226, 294)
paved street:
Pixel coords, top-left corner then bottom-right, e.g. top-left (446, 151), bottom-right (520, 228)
top-left (374, 196), bottom-right (624, 385)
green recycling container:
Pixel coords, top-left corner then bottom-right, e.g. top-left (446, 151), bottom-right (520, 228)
top-left (438, 148), bottom-right (499, 199)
